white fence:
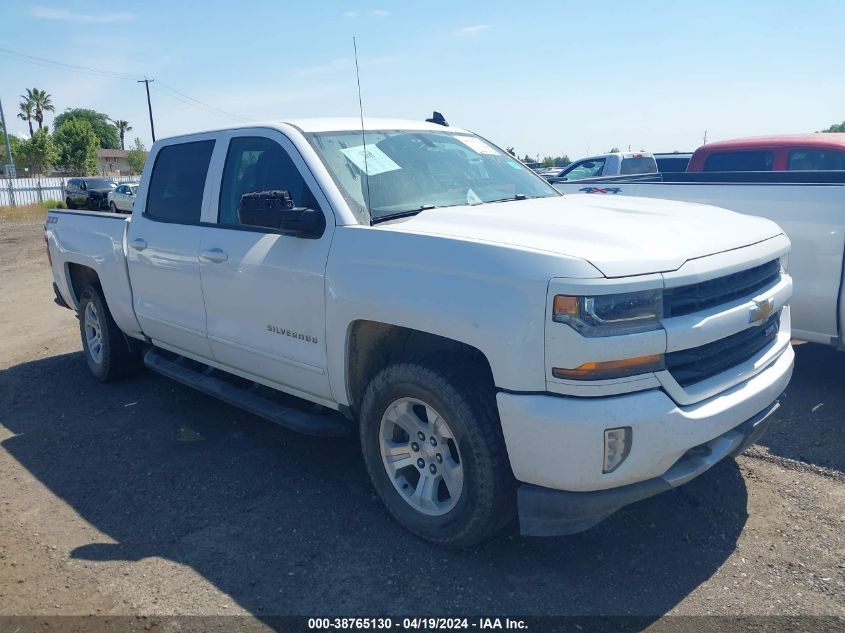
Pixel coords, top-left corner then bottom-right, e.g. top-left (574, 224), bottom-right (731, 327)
top-left (1, 176), bottom-right (142, 207)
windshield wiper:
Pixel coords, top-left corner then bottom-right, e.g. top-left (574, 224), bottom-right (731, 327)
top-left (370, 205), bottom-right (435, 225)
top-left (488, 194), bottom-right (529, 203)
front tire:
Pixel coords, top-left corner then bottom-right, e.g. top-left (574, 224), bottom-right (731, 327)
top-left (78, 285), bottom-right (142, 381)
top-left (65, 197), bottom-right (75, 210)
top-left (109, 201), bottom-right (118, 212)
top-left (359, 360), bottom-right (515, 548)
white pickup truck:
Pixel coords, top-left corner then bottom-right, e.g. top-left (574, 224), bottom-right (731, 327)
top-left (554, 172), bottom-right (845, 350)
top-left (45, 118), bottom-right (794, 547)
top-left (544, 151), bottom-right (658, 182)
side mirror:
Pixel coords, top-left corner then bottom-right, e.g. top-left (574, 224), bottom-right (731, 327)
top-left (238, 190), bottom-right (325, 239)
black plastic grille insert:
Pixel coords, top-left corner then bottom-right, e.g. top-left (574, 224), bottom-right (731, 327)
top-left (663, 259), bottom-right (780, 318)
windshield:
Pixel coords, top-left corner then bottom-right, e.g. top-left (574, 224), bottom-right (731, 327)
top-left (85, 178), bottom-right (115, 188)
top-left (306, 130), bottom-right (559, 222)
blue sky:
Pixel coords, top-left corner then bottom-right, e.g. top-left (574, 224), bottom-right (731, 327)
top-left (1, 0), bottom-right (844, 159)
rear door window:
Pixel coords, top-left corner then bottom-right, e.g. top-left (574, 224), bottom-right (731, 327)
top-left (703, 151), bottom-right (773, 172)
top-left (145, 140), bottom-right (215, 223)
top-left (787, 148), bottom-right (845, 171)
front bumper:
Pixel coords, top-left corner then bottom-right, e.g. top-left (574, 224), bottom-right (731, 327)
top-left (517, 400), bottom-right (778, 536)
top-left (89, 196), bottom-right (109, 210)
top-left (497, 344), bottom-right (794, 536)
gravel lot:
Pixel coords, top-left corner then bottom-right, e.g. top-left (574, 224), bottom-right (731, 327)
top-left (1, 220), bottom-right (844, 627)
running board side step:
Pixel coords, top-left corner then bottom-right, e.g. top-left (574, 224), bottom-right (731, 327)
top-left (143, 349), bottom-right (351, 437)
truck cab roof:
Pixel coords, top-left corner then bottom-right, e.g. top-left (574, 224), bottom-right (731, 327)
top-left (156, 118), bottom-right (472, 145)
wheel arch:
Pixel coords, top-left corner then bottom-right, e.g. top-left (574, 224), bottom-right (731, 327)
top-left (344, 320), bottom-right (496, 418)
top-left (66, 262), bottom-right (102, 309)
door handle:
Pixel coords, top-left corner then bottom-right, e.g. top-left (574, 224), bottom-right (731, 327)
top-left (200, 248), bottom-right (228, 263)
top-left (129, 238), bottom-right (147, 251)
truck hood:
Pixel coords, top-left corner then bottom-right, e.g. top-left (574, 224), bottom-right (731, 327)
top-left (377, 194), bottom-right (783, 277)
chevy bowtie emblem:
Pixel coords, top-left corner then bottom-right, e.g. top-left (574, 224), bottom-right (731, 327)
top-left (750, 298), bottom-right (774, 324)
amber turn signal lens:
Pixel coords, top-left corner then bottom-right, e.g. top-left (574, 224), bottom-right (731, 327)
top-left (552, 353), bottom-right (664, 380)
top-left (553, 295), bottom-right (579, 318)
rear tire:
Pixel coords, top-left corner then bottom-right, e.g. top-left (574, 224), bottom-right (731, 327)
top-left (359, 359), bottom-right (515, 548)
top-left (78, 285), bottom-right (142, 381)
top-left (65, 197), bottom-right (75, 210)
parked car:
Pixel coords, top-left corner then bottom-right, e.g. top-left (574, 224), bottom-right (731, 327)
top-left (687, 133), bottom-right (845, 172)
top-left (64, 178), bottom-right (117, 211)
top-left (108, 183), bottom-right (138, 213)
top-left (654, 152), bottom-right (692, 173)
top-left (546, 151), bottom-right (658, 182)
top-left (554, 171), bottom-right (845, 350)
top-left (45, 118), bottom-right (793, 547)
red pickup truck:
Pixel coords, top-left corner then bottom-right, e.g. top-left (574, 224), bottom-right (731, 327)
top-left (687, 133), bottom-right (845, 172)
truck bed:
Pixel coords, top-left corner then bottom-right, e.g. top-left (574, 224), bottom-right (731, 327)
top-left (45, 208), bottom-right (143, 339)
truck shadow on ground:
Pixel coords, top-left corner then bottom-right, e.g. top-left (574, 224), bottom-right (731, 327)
top-left (0, 351), bottom-right (771, 618)
top-left (758, 342), bottom-right (845, 472)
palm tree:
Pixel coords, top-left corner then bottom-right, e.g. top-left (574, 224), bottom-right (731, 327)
top-left (25, 88), bottom-right (55, 131)
top-left (17, 98), bottom-right (34, 136)
top-left (112, 119), bottom-right (132, 150)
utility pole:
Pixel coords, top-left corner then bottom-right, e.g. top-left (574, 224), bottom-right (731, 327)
top-left (703, 130), bottom-right (708, 145)
top-left (138, 77), bottom-right (156, 143)
top-left (0, 95), bottom-right (15, 174)
top-left (0, 95), bottom-right (16, 205)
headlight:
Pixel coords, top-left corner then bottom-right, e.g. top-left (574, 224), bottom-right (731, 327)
top-left (552, 289), bottom-right (663, 337)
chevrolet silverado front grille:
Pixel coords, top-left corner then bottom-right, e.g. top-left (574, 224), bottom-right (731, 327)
top-left (666, 314), bottom-right (780, 387)
top-left (663, 259), bottom-right (780, 318)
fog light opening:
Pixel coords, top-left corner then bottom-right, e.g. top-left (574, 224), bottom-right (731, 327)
top-left (603, 427), bottom-right (632, 473)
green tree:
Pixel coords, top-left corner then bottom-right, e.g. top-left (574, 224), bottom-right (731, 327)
top-left (126, 137), bottom-right (148, 174)
top-left (12, 129), bottom-right (58, 175)
top-left (54, 108), bottom-right (119, 149)
top-left (24, 88), bottom-right (55, 131)
top-left (112, 119), bottom-right (132, 150)
top-left (607, 147), bottom-right (620, 153)
top-left (54, 119), bottom-right (99, 175)
top-left (821, 121), bottom-right (845, 132)
top-left (17, 98), bottom-right (34, 136)
top-left (542, 155), bottom-right (571, 168)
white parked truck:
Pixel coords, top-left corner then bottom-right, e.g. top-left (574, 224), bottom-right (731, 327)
top-left (544, 151), bottom-right (658, 182)
top-left (554, 172), bottom-right (845, 350)
top-left (45, 118), bottom-right (794, 547)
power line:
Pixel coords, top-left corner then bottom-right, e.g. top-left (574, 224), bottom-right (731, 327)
top-left (0, 47), bottom-right (141, 80)
top-left (0, 46), bottom-right (247, 123)
top-left (150, 84), bottom-right (244, 122)
top-left (154, 81), bottom-right (246, 121)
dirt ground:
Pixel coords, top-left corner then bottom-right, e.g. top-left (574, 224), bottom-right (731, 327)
top-left (1, 219), bottom-right (844, 627)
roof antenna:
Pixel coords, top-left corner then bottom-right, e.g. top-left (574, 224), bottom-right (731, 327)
top-left (353, 36), bottom-right (372, 213)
